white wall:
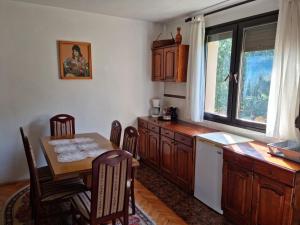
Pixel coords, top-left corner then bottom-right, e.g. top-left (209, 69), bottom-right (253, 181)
top-left (161, 0), bottom-right (279, 141)
top-left (0, 0), bottom-right (163, 183)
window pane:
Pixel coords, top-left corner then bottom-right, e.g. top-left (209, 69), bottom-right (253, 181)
top-left (237, 22), bottom-right (277, 123)
top-left (205, 31), bottom-right (233, 117)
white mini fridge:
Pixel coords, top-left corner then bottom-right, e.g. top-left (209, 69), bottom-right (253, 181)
top-left (194, 132), bottom-right (252, 214)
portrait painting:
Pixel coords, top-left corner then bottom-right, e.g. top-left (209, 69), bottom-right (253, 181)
top-left (58, 41), bottom-right (92, 79)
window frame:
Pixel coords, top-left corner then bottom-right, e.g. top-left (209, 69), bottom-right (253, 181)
top-left (204, 11), bottom-right (279, 133)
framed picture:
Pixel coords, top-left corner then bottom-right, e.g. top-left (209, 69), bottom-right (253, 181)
top-left (58, 41), bottom-right (92, 79)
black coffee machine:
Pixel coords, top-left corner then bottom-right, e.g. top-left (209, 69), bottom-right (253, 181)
top-left (169, 107), bottom-right (178, 121)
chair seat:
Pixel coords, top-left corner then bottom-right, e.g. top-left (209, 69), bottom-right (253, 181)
top-left (37, 166), bottom-right (52, 182)
top-left (71, 191), bottom-right (91, 220)
top-left (41, 178), bottom-right (87, 202)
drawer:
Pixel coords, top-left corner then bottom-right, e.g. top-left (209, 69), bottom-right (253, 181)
top-left (138, 119), bottom-right (147, 129)
top-left (175, 133), bottom-right (193, 147)
top-left (161, 128), bottom-right (174, 139)
top-left (254, 160), bottom-right (295, 186)
top-left (223, 150), bottom-right (253, 170)
top-left (148, 123), bottom-right (160, 133)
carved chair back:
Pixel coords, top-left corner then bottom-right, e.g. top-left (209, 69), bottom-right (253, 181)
top-left (122, 126), bottom-right (139, 158)
top-left (110, 120), bottom-right (122, 147)
top-left (90, 150), bottom-right (132, 225)
top-left (50, 114), bottom-right (75, 138)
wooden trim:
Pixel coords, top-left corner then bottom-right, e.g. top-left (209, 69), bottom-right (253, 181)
top-left (164, 94), bottom-right (186, 99)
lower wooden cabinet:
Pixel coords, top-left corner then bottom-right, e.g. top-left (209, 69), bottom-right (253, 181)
top-left (222, 161), bottom-right (253, 225)
top-left (252, 174), bottom-right (293, 225)
top-left (174, 142), bottom-right (193, 192)
top-left (137, 118), bottom-right (196, 193)
top-left (222, 150), bottom-right (299, 225)
top-left (148, 131), bottom-right (160, 168)
top-left (160, 135), bottom-right (175, 177)
top-left (138, 127), bottom-right (148, 160)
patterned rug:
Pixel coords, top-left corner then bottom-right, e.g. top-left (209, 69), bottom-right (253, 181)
top-left (2, 185), bottom-right (155, 225)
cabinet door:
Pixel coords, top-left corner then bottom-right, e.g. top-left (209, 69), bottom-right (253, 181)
top-left (222, 161), bottom-right (253, 225)
top-left (163, 46), bottom-right (177, 81)
top-left (152, 48), bottom-right (164, 81)
top-left (138, 127), bottom-right (148, 160)
top-left (174, 142), bottom-right (193, 192)
top-left (252, 174), bottom-right (293, 225)
top-left (160, 136), bottom-right (175, 177)
top-left (148, 131), bottom-right (160, 168)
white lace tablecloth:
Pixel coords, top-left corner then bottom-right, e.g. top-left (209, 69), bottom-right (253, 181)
top-left (48, 138), bottom-right (108, 162)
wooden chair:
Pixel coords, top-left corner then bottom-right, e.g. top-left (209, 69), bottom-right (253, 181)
top-left (71, 150), bottom-right (132, 225)
top-left (22, 134), bottom-right (87, 224)
top-left (20, 127), bottom-right (52, 183)
top-left (20, 127), bottom-right (52, 213)
top-left (50, 114), bottom-right (75, 138)
top-left (122, 126), bottom-right (139, 215)
top-left (122, 126), bottom-right (139, 158)
top-left (110, 120), bottom-right (122, 147)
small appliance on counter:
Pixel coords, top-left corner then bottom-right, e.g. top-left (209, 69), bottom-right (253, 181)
top-left (151, 98), bottom-right (161, 117)
top-left (159, 107), bottom-right (178, 121)
top-left (268, 140), bottom-right (300, 163)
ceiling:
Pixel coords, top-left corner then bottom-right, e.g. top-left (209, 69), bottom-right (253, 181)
top-left (12, 0), bottom-right (245, 22)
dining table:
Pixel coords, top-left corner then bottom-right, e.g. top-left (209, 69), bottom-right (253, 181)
top-left (40, 132), bottom-right (139, 181)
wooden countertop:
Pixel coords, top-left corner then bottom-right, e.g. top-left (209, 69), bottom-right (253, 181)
top-left (223, 142), bottom-right (300, 173)
top-left (138, 116), bottom-right (216, 137)
top-left (139, 117), bottom-right (300, 173)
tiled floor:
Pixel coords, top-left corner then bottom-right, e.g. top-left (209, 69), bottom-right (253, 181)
top-left (136, 163), bottom-right (231, 225)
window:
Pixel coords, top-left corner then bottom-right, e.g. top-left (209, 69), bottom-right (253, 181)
top-left (204, 12), bottom-right (278, 132)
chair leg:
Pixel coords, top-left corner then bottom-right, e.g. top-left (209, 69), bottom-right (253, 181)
top-left (124, 214), bottom-right (129, 225)
top-left (34, 206), bottom-right (41, 225)
top-left (131, 179), bottom-right (136, 215)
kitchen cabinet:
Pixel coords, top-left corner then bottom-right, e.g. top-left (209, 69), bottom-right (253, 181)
top-left (222, 160), bottom-right (253, 225)
top-left (174, 142), bottom-right (193, 191)
top-left (137, 117), bottom-right (209, 193)
top-left (160, 135), bottom-right (175, 177)
top-left (222, 143), bottom-right (300, 225)
top-left (252, 174), bottom-right (292, 225)
top-left (138, 127), bottom-right (148, 160)
top-left (148, 131), bottom-right (160, 168)
top-left (152, 48), bottom-right (164, 81)
top-left (152, 44), bottom-right (189, 82)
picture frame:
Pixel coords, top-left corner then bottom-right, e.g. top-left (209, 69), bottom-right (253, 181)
top-left (57, 40), bottom-right (92, 80)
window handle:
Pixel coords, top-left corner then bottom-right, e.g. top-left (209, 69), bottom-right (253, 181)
top-left (224, 73), bottom-right (231, 82)
top-left (233, 73), bottom-right (238, 84)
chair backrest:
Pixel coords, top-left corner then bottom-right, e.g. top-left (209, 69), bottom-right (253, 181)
top-left (122, 126), bottom-right (139, 158)
top-left (20, 127), bottom-right (26, 147)
top-left (110, 120), bottom-right (122, 147)
top-left (50, 114), bottom-right (75, 138)
top-left (20, 128), bottom-right (42, 201)
top-left (90, 150), bottom-right (132, 224)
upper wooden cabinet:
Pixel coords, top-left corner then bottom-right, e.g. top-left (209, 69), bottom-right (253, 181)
top-left (152, 44), bottom-right (189, 82)
top-left (152, 48), bottom-right (164, 81)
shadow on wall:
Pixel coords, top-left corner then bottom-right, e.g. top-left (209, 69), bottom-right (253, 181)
top-left (27, 115), bottom-right (51, 167)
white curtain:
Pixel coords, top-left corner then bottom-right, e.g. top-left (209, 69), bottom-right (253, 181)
top-left (266, 0), bottom-right (300, 140)
top-left (185, 15), bottom-right (206, 122)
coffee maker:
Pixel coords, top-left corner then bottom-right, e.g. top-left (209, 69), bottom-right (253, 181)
top-left (151, 99), bottom-right (161, 117)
